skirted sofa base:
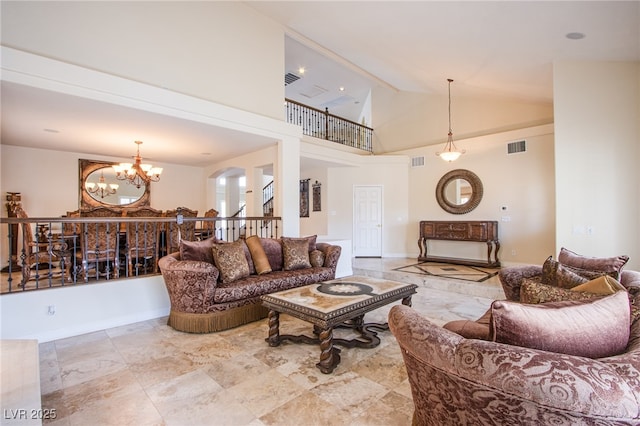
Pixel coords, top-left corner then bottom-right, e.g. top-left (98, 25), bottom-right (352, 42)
top-left (167, 302), bottom-right (268, 334)
top-left (159, 240), bottom-right (341, 333)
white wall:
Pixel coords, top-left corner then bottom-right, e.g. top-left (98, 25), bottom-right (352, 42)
top-left (300, 168), bottom-right (328, 237)
top-left (327, 156), bottom-right (410, 257)
top-left (554, 61), bottom-right (640, 270)
top-left (0, 145), bottom-right (207, 217)
top-left (395, 124), bottom-right (556, 265)
top-left (1, 2), bottom-right (285, 120)
top-left (372, 86), bottom-right (554, 153)
top-left (0, 276), bottom-right (169, 342)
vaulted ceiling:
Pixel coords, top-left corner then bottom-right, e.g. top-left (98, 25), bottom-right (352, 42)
top-left (1, 1), bottom-right (638, 166)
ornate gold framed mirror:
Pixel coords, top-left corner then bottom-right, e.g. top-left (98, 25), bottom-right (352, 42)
top-left (79, 159), bottom-right (150, 209)
top-left (435, 169), bottom-right (483, 214)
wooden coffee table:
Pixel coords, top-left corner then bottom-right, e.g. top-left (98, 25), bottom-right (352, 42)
top-left (260, 276), bottom-right (417, 374)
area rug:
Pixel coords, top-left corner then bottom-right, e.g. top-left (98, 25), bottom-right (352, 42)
top-left (393, 261), bottom-right (500, 282)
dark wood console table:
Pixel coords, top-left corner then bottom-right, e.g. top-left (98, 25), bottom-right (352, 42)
top-left (418, 220), bottom-right (500, 267)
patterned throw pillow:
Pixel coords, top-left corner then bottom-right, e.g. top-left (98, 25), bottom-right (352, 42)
top-left (541, 256), bottom-right (590, 288)
top-left (521, 276), bottom-right (639, 325)
top-left (491, 291), bottom-right (631, 358)
top-left (282, 237), bottom-right (311, 271)
top-left (211, 240), bottom-right (250, 283)
top-left (261, 238), bottom-right (284, 271)
top-left (520, 278), bottom-right (601, 304)
top-left (304, 235), bottom-right (318, 252)
top-left (309, 249), bottom-right (325, 267)
top-left (179, 236), bottom-right (218, 263)
top-left (558, 247), bottom-right (629, 280)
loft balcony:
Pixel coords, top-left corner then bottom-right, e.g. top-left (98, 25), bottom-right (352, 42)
top-left (285, 99), bottom-right (373, 152)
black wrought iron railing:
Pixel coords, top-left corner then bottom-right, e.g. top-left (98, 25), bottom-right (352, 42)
top-left (0, 215), bottom-right (281, 294)
top-left (263, 180), bottom-right (274, 217)
top-left (285, 98), bottom-right (373, 152)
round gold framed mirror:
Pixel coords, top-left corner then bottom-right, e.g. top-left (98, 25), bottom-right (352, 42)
top-left (435, 169), bottom-right (483, 214)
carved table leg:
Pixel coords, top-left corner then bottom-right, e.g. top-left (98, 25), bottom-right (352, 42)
top-left (266, 310), bottom-right (280, 347)
top-left (494, 240), bottom-right (501, 265)
top-left (317, 327), bottom-right (341, 374)
top-left (349, 314), bottom-right (365, 333)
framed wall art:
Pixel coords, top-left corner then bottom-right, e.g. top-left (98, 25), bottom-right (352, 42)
top-left (312, 180), bottom-right (321, 212)
top-left (300, 179), bottom-right (310, 217)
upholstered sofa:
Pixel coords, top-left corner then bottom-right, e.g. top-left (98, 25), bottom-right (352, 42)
top-left (389, 249), bottom-right (640, 425)
top-left (158, 235), bottom-right (341, 333)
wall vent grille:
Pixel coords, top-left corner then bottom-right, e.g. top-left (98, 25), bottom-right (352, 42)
top-left (284, 72), bottom-right (301, 86)
top-left (411, 156), bottom-right (425, 167)
top-left (507, 140), bottom-right (527, 154)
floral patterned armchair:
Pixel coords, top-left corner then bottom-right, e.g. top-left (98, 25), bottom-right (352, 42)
top-left (389, 262), bottom-right (640, 425)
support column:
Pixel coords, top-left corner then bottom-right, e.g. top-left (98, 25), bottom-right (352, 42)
top-left (225, 176), bottom-right (241, 216)
top-left (275, 137), bottom-right (300, 237)
top-left (244, 167), bottom-right (264, 217)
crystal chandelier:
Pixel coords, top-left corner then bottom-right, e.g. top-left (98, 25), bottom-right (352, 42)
top-left (112, 141), bottom-right (163, 189)
top-left (436, 79), bottom-right (465, 162)
top-left (85, 170), bottom-right (118, 198)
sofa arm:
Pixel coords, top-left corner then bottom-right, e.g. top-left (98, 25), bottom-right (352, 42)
top-left (317, 243), bottom-right (341, 271)
top-left (621, 270), bottom-right (640, 289)
top-left (389, 305), bottom-right (640, 420)
top-left (158, 253), bottom-right (220, 313)
top-left (389, 304), bottom-right (463, 375)
top-left (498, 265), bottom-right (543, 301)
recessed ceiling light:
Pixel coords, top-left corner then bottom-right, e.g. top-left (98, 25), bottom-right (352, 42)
top-left (298, 67), bottom-right (305, 74)
top-left (566, 32), bottom-right (585, 40)
top-left (339, 86), bottom-right (345, 92)
top-left (201, 152), bottom-right (211, 156)
top-left (43, 128), bottom-right (59, 133)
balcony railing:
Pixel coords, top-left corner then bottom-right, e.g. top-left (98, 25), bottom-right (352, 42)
top-left (285, 98), bottom-right (373, 152)
top-left (0, 215), bottom-right (281, 294)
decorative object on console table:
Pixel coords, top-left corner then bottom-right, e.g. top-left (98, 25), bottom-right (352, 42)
top-left (418, 220), bottom-right (500, 267)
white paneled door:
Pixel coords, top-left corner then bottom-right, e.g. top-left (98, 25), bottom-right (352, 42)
top-left (353, 185), bottom-right (383, 257)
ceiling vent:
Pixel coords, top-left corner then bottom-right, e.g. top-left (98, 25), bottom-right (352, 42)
top-left (507, 140), bottom-right (527, 154)
top-left (284, 72), bottom-right (301, 86)
top-left (300, 85), bottom-right (328, 99)
top-left (411, 156), bottom-right (425, 167)
top-left (321, 95), bottom-right (354, 109)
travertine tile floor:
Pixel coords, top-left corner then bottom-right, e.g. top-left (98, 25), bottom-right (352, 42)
top-left (38, 258), bottom-right (503, 426)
